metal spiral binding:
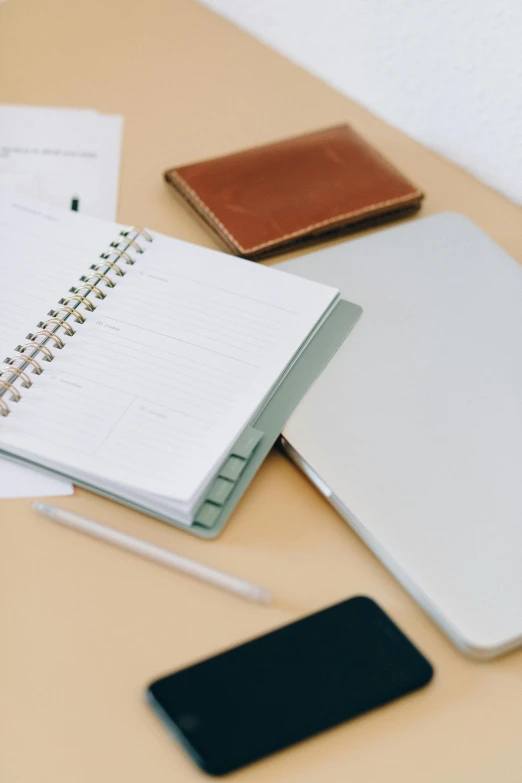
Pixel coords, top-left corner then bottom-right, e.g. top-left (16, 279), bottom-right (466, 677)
top-left (0, 226), bottom-right (153, 416)
top-left (0, 367), bottom-right (32, 388)
top-left (0, 379), bottom-right (21, 402)
top-left (58, 295), bottom-right (97, 312)
top-left (69, 283), bottom-right (106, 300)
top-left (78, 272), bottom-right (116, 289)
top-left (37, 317), bottom-right (76, 336)
top-left (25, 331), bottom-right (65, 349)
top-left (90, 261), bottom-right (125, 276)
top-left (47, 306), bottom-right (86, 323)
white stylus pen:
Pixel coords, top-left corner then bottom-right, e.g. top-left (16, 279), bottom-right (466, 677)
top-left (33, 503), bottom-right (273, 605)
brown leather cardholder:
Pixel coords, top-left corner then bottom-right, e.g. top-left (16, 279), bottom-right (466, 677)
top-left (164, 124), bottom-right (423, 259)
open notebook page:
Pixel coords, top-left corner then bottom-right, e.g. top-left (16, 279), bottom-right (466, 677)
top-left (0, 189), bottom-right (125, 497)
top-left (0, 191), bottom-right (124, 360)
top-left (0, 192), bottom-right (338, 523)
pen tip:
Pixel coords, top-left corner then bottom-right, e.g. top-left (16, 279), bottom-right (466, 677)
top-left (256, 589), bottom-right (274, 605)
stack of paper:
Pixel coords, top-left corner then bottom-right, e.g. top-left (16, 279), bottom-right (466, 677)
top-left (0, 105), bottom-right (123, 220)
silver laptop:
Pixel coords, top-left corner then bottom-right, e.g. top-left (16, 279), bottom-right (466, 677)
top-left (279, 213), bottom-right (522, 659)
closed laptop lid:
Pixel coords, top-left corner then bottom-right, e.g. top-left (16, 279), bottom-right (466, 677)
top-left (280, 213), bottom-right (522, 657)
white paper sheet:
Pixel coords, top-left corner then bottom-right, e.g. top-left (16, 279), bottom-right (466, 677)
top-left (0, 457), bottom-right (73, 499)
top-left (0, 105), bottom-right (123, 219)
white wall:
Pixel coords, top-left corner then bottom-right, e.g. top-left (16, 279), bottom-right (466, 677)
top-left (200, 0), bottom-right (522, 206)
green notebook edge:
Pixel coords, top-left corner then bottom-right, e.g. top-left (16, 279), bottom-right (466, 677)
top-left (190, 299), bottom-right (362, 537)
top-left (3, 300), bottom-right (361, 538)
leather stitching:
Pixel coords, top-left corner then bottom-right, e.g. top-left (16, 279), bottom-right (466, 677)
top-left (166, 169), bottom-right (423, 256)
top-left (166, 170), bottom-right (248, 253)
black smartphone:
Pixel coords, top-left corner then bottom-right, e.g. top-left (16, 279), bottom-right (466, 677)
top-left (147, 597), bottom-right (433, 776)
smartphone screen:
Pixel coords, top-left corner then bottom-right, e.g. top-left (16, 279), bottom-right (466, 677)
top-left (147, 597), bottom-right (433, 776)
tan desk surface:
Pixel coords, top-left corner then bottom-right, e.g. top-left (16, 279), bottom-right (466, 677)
top-left (1, 1), bottom-right (522, 780)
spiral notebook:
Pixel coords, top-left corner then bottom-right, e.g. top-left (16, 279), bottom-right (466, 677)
top-left (0, 189), bottom-right (360, 536)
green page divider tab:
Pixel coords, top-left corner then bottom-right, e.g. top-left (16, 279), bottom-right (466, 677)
top-left (195, 427), bottom-right (265, 527)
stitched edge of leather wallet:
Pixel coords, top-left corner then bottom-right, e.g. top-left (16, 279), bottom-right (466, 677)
top-left (164, 134), bottom-right (424, 259)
